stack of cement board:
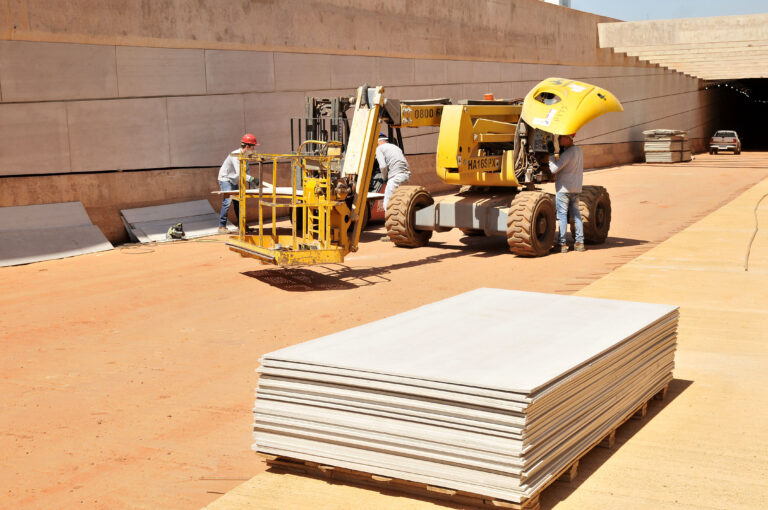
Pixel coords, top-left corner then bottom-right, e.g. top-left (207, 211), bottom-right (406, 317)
top-left (643, 129), bottom-right (692, 163)
top-left (120, 199), bottom-right (233, 243)
top-left (252, 288), bottom-right (678, 504)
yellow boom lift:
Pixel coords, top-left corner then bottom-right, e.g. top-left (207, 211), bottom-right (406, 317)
top-left (226, 78), bottom-right (622, 266)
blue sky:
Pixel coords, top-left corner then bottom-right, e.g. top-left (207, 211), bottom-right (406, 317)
top-left (570, 0), bottom-right (768, 21)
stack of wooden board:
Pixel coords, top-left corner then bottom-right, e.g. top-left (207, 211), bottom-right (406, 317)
top-left (252, 288), bottom-right (678, 504)
top-left (643, 129), bottom-right (692, 163)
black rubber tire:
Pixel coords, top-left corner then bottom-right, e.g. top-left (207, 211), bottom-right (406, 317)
top-left (506, 191), bottom-right (556, 257)
top-left (577, 185), bottom-right (611, 244)
top-left (385, 186), bottom-right (434, 247)
top-left (460, 228), bottom-right (485, 236)
top-left (735, 150), bottom-right (741, 155)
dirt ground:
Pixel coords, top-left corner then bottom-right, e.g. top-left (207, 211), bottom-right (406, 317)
top-left (2, 152), bottom-right (766, 509)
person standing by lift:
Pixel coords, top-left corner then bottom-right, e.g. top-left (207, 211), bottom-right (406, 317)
top-left (375, 133), bottom-right (411, 211)
top-left (548, 133), bottom-right (585, 253)
top-left (217, 134), bottom-right (259, 234)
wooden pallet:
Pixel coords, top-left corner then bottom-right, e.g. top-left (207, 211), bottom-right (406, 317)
top-left (260, 384), bottom-right (669, 510)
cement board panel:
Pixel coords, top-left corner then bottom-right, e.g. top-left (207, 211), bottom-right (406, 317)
top-left (120, 199), bottom-right (215, 224)
top-left (263, 288), bottom-right (677, 394)
top-left (205, 49), bottom-right (275, 94)
top-left (0, 202), bottom-right (112, 266)
top-left (0, 40), bottom-right (117, 102)
top-left (167, 94), bottom-right (245, 167)
top-left (116, 46), bottom-right (206, 97)
top-left (67, 98), bottom-right (170, 172)
top-left (120, 199), bottom-right (232, 243)
top-left (0, 226), bottom-right (113, 267)
top-left (376, 57), bottom-right (414, 87)
top-left (273, 52), bottom-right (331, 91)
top-left (0, 202), bottom-right (92, 231)
top-left (243, 91), bottom-right (305, 155)
top-left (330, 55), bottom-right (378, 90)
top-left (0, 102), bottom-right (70, 176)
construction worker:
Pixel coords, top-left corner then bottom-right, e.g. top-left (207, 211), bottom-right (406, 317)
top-left (218, 133), bottom-right (259, 234)
top-left (549, 133), bottom-right (585, 253)
top-left (375, 133), bottom-right (410, 211)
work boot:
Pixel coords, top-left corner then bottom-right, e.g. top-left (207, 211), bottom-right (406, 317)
top-left (574, 242), bottom-right (586, 252)
top-left (560, 244), bottom-right (569, 253)
top-left (217, 226), bottom-right (229, 234)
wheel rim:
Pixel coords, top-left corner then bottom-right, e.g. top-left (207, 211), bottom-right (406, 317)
top-left (536, 213), bottom-right (549, 242)
top-left (596, 203), bottom-right (606, 229)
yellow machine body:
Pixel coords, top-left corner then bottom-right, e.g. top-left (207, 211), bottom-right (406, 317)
top-left (226, 79), bottom-right (623, 266)
top-left (435, 104), bottom-right (522, 187)
top-left (520, 77), bottom-right (624, 135)
top-left (226, 86), bottom-right (384, 267)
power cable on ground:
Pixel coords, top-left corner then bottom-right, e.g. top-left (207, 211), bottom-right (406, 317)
top-left (744, 193), bottom-right (768, 271)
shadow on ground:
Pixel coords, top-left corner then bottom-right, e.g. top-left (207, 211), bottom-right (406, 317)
top-left (242, 249), bottom-right (471, 291)
top-left (241, 239), bottom-right (509, 291)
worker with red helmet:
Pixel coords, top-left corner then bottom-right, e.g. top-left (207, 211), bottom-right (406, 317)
top-left (217, 134), bottom-right (259, 234)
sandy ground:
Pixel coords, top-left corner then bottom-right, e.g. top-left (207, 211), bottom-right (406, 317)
top-left (1, 152), bottom-right (767, 509)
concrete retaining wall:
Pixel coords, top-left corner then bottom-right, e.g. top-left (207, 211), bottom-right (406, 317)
top-left (0, 0), bottom-right (718, 243)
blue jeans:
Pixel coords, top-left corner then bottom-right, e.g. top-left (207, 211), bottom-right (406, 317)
top-left (383, 173), bottom-right (410, 210)
top-left (556, 191), bottom-right (583, 245)
top-left (219, 180), bottom-right (239, 227)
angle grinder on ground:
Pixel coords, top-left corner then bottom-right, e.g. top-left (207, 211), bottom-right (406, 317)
top-left (166, 222), bottom-right (186, 240)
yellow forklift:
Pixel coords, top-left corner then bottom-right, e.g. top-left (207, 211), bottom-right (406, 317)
top-left (225, 78), bottom-right (622, 265)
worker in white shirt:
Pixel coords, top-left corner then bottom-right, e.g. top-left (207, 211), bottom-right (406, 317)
top-left (217, 133), bottom-right (258, 234)
top-left (375, 133), bottom-right (411, 211)
top-left (548, 133), bottom-right (585, 253)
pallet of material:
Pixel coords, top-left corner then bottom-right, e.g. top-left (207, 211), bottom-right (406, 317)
top-left (645, 151), bottom-right (692, 163)
top-left (643, 129), bottom-right (691, 163)
top-left (255, 384), bottom-right (667, 510)
top-left (251, 288), bottom-right (678, 505)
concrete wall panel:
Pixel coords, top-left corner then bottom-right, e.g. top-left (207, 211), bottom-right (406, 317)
top-left (167, 94), bottom-right (245, 167)
top-left (0, 102), bottom-right (70, 176)
top-left (414, 60), bottom-right (447, 85)
top-left (330, 55), bottom-right (378, 90)
top-left (244, 91), bottom-right (305, 155)
top-left (444, 61), bottom-right (474, 85)
top-left (519, 63), bottom-right (543, 81)
top-left (499, 63), bottom-right (522, 82)
top-left (274, 52), bottom-right (331, 91)
top-left (116, 46), bottom-right (205, 97)
top-left (377, 58), bottom-right (414, 87)
top-left (430, 84), bottom-right (462, 102)
top-left (67, 98), bottom-right (170, 172)
top-left (205, 50), bottom-right (275, 94)
top-left (0, 41), bottom-right (117, 102)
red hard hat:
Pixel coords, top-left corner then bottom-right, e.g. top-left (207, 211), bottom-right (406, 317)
top-left (241, 133), bottom-right (259, 145)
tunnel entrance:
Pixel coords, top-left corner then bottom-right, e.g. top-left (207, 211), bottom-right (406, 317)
top-left (709, 79), bottom-right (768, 151)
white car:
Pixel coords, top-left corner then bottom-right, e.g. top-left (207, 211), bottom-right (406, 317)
top-left (709, 130), bottom-right (741, 155)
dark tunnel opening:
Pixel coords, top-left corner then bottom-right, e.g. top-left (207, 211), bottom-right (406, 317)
top-left (707, 79), bottom-right (768, 151)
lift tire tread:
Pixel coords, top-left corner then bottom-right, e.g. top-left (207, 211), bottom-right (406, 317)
top-left (577, 185), bottom-right (611, 244)
top-left (385, 186), bottom-right (434, 247)
top-left (506, 191), bottom-right (556, 257)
